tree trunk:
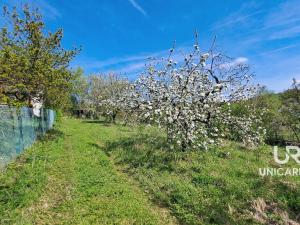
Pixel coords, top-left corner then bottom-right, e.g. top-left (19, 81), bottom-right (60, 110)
top-left (112, 112), bottom-right (117, 124)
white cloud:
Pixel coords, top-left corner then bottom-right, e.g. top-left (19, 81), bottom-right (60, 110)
top-left (235, 57), bottom-right (248, 63)
top-left (78, 54), bottom-right (150, 70)
top-left (76, 52), bottom-right (160, 71)
top-left (212, 1), bottom-right (263, 30)
top-left (269, 25), bottom-right (300, 40)
top-left (213, 0), bottom-right (300, 42)
top-left (260, 1), bottom-right (300, 40)
top-left (75, 45), bottom-right (193, 73)
top-left (260, 43), bottom-right (300, 56)
top-left (128, 0), bottom-right (147, 16)
top-left (213, 10), bottom-right (262, 30)
top-left (109, 62), bottom-right (146, 74)
top-left (220, 57), bottom-right (248, 69)
top-left (264, 0), bottom-right (300, 29)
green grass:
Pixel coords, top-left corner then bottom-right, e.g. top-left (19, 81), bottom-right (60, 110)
top-left (0, 118), bottom-right (299, 225)
top-left (0, 119), bottom-right (176, 225)
top-left (103, 124), bottom-right (300, 225)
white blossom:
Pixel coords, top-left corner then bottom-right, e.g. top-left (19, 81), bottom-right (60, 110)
top-left (118, 42), bottom-right (264, 150)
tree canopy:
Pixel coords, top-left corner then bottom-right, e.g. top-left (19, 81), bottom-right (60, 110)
top-left (0, 5), bottom-right (79, 108)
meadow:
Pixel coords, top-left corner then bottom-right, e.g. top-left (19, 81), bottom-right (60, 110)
top-left (0, 119), bottom-right (299, 225)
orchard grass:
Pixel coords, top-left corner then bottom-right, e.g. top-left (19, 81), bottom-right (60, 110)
top-left (0, 118), bottom-right (299, 225)
top-left (0, 119), bottom-right (176, 225)
top-left (104, 121), bottom-right (300, 225)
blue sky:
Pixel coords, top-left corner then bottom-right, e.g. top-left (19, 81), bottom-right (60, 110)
top-left (1, 0), bottom-right (300, 92)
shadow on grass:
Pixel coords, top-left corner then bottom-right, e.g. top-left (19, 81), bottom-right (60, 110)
top-left (104, 134), bottom-right (187, 172)
top-left (38, 128), bottom-right (64, 142)
top-left (88, 142), bottom-right (102, 149)
top-left (81, 120), bottom-right (112, 126)
top-left (103, 134), bottom-right (237, 224)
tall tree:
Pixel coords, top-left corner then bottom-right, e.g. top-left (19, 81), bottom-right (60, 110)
top-left (124, 42), bottom-right (265, 150)
top-left (0, 5), bottom-right (79, 108)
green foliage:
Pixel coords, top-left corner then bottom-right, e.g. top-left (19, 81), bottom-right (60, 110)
top-left (253, 82), bottom-right (300, 144)
top-left (67, 67), bottom-right (89, 114)
top-left (71, 68), bottom-right (88, 102)
top-left (0, 6), bottom-right (79, 109)
top-left (280, 80), bottom-right (300, 142)
top-left (254, 91), bottom-right (283, 143)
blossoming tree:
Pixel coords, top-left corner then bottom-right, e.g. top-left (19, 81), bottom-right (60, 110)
top-left (88, 73), bottom-right (129, 123)
top-left (126, 41), bottom-right (265, 150)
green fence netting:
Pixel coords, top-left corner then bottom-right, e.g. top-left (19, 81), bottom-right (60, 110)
top-left (0, 105), bottom-right (55, 169)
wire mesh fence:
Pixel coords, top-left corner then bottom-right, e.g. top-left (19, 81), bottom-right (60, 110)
top-left (0, 105), bottom-right (55, 169)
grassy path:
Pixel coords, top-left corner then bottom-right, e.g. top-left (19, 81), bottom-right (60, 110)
top-left (0, 119), bottom-right (176, 225)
